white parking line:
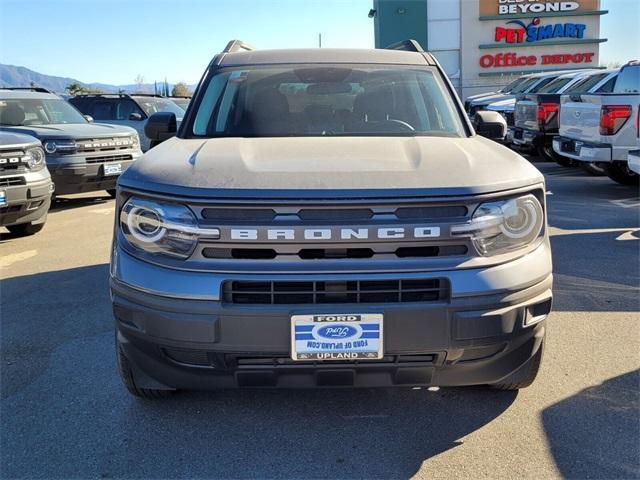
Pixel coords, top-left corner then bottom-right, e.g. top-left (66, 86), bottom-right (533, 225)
top-left (609, 198), bottom-right (640, 209)
top-left (0, 250), bottom-right (38, 269)
top-left (549, 226), bottom-right (639, 240)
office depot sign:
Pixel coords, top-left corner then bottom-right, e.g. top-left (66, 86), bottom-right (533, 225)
top-left (480, 51), bottom-right (595, 68)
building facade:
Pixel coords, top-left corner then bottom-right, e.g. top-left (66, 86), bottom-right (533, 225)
top-left (372, 0), bottom-right (607, 98)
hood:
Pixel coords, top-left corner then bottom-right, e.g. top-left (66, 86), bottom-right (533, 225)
top-left (486, 98), bottom-right (516, 111)
top-left (465, 90), bottom-right (501, 102)
top-left (469, 93), bottom-right (515, 107)
top-left (0, 131), bottom-right (40, 149)
top-left (0, 122), bottom-right (136, 140)
top-left (119, 136), bottom-right (543, 199)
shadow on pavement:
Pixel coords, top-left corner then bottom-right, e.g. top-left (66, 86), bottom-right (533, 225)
top-left (49, 193), bottom-right (113, 213)
top-left (0, 264), bottom-right (518, 479)
top-left (542, 369), bottom-right (640, 479)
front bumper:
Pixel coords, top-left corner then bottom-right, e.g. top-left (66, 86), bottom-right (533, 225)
top-left (111, 244), bottom-right (553, 390)
top-left (0, 176), bottom-right (53, 228)
top-left (48, 152), bottom-right (141, 195)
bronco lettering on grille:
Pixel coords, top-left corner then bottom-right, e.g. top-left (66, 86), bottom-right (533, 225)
top-left (229, 227), bottom-right (441, 241)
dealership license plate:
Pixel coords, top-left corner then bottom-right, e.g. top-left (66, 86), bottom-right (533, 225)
top-left (0, 190), bottom-right (6, 206)
top-left (291, 313), bottom-right (383, 361)
top-left (104, 163), bottom-right (122, 176)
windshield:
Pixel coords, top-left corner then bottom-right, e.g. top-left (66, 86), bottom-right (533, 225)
top-left (132, 97), bottom-right (185, 117)
top-left (537, 77), bottom-right (573, 93)
top-left (172, 98), bottom-right (191, 109)
top-left (0, 98), bottom-right (87, 126)
top-left (564, 73), bottom-right (608, 93)
top-left (511, 77), bottom-right (537, 94)
top-left (500, 76), bottom-right (527, 93)
top-left (191, 65), bottom-right (465, 138)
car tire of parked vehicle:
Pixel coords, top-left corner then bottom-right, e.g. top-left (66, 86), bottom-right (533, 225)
top-left (537, 144), bottom-right (573, 166)
top-left (580, 162), bottom-right (607, 176)
top-left (116, 343), bottom-right (173, 399)
top-left (107, 189), bottom-right (117, 198)
top-left (6, 222), bottom-right (45, 236)
top-left (491, 341), bottom-right (543, 391)
top-left (604, 161), bottom-right (640, 186)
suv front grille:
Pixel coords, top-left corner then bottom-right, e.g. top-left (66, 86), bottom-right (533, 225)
top-left (76, 137), bottom-right (136, 153)
top-left (0, 176), bottom-right (26, 187)
top-left (85, 154), bottom-right (133, 164)
top-left (223, 279), bottom-right (448, 305)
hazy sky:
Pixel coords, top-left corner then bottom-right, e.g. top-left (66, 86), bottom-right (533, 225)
top-left (0, 0), bottom-right (637, 85)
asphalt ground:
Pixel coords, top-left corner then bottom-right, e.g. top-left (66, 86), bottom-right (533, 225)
top-left (1, 160), bottom-right (639, 479)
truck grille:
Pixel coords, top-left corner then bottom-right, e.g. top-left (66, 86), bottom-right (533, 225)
top-left (223, 279), bottom-right (448, 305)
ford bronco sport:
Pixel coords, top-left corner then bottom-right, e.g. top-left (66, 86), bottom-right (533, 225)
top-left (0, 132), bottom-right (53, 235)
top-left (111, 40), bottom-right (552, 398)
top-left (0, 88), bottom-right (143, 198)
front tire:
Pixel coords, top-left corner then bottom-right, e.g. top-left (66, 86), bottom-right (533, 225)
top-left (116, 343), bottom-right (172, 399)
top-left (491, 341), bottom-right (543, 391)
top-left (6, 222), bottom-right (45, 236)
top-left (604, 161), bottom-right (640, 186)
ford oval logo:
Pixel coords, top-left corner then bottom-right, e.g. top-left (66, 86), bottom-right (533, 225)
top-left (316, 325), bottom-right (358, 339)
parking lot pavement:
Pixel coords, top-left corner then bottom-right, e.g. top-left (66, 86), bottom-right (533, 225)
top-left (1, 161), bottom-right (639, 479)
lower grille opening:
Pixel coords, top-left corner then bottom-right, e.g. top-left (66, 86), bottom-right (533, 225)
top-left (233, 354), bottom-right (437, 368)
top-left (223, 279), bottom-right (448, 305)
top-left (299, 248), bottom-right (374, 259)
top-left (396, 245), bottom-right (467, 258)
top-left (163, 348), bottom-right (211, 366)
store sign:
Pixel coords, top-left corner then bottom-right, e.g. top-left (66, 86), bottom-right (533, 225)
top-left (480, 0), bottom-right (598, 17)
top-left (495, 18), bottom-right (586, 43)
top-left (479, 51), bottom-right (595, 68)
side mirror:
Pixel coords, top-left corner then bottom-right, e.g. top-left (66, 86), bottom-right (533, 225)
top-left (83, 115), bottom-right (94, 123)
top-left (473, 110), bottom-right (507, 141)
top-left (144, 112), bottom-right (177, 146)
top-left (129, 112), bottom-right (144, 121)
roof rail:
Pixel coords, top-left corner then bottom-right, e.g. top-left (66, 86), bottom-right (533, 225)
top-left (385, 39), bottom-right (425, 53)
top-left (222, 40), bottom-right (255, 54)
top-left (2, 86), bottom-right (52, 93)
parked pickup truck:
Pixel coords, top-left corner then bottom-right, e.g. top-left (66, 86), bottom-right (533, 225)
top-left (110, 39), bottom-right (552, 398)
top-left (553, 61), bottom-right (640, 185)
top-left (512, 69), bottom-right (618, 171)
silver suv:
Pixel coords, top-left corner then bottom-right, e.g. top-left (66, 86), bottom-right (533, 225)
top-left (110, 40), bottom-right (552, 397)
top-left (0, 132), bottom-right (52, 235)
top-left (0, 88), bottom-right (143, 198)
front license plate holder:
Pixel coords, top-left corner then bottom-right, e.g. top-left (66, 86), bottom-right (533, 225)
top-left (291, 313), bottom-right (383, 361)
top-left (104, 163), bottom-right (122, 176)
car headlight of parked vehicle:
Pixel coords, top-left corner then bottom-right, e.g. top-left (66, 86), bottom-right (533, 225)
top-left (25, 146), bottom-right (46, 171)
top-left (43, 139), bottom-right (76, 154)
top-left (451, 194), bottom-right (544, 256)
top-left (119, 197), bottom-right (211, 259)
top-left (131, 134), bottom-right (140, 149)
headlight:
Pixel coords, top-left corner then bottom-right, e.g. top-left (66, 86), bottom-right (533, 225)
top-left (25, 146), bottom-right (46, 171)
top-left (451, 194), bottom-right (544, 256)
top-left (43, 139), bottom-right (76, 154)
top-left (131, 134), bottom-right (140, 149)
top-left (120, 197), bottom-right (200, 259)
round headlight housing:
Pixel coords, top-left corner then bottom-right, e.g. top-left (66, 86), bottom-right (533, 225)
top-left (131, 134), bottom-right (140, 149)
top-left (452, 194), bottom-right (544, 256)
top-left (25, 146), bottom-right (46, 171)
top-left (43, 139), bottom-right (76, 154)
top-left (120, 197), bottom-right (198, 259)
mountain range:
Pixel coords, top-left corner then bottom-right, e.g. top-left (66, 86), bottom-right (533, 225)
top-left (0, 64), bottom-right (196, 94)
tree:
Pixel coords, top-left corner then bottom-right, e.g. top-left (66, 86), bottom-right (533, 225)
top-left (171, 82), bottom-right (192, 97)
top-left (134, 74), bottom-right (146, 93)
top-left (66, 82), bottom-right (104, 96)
